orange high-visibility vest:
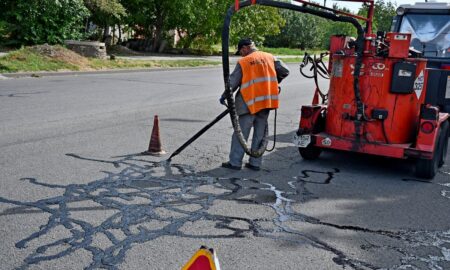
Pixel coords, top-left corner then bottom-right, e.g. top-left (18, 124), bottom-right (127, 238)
top-left (238, 51), bottom-right (279, 114)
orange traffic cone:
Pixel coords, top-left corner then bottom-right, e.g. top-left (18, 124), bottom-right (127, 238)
top-left (182, 246), bottom-right (221, 270)
top-left (312, 88), bottom-right (320, 105)
top-left (142, 115), bottom-right (166, 156)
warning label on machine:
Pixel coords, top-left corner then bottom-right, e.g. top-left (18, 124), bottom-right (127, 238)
top-left (413, 70), bottom-right (425, 99)
top-left (332, 60), bottom-right (343, 77)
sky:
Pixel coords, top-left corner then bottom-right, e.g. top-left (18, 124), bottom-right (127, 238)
top-left (326, 0), bottom-right (435, 12)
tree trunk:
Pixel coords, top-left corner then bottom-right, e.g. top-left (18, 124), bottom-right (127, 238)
top-left (103, 26), bottom-right (110, 41)
top-left (153, 22), bottom-right (163, 52)
top-left (118, 25), bottom-right (122, 43)
top-left (112, 25), bottom-right (116, 44)
top-left (152, 5), bottom-right (165, 52)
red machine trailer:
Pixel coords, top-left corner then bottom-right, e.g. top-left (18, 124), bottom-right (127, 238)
top-left (294, 1), bottom-right (450, 179)
top-left (222, 0), bottom-right (449, 179)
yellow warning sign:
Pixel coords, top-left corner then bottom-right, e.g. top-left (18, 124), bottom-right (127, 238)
top-left (181, 246), bottom-right (221, 270)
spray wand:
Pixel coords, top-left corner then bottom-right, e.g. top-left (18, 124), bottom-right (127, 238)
top-left (166, 109), bottom-right (230, 162)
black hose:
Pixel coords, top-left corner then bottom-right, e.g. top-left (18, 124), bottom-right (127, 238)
top-left (258, 0), bottom-right (366, 120)
top-left (266, 109), bottom-right (277, 152)
top-left (300, 52), bottom-right (330, 104)
top-left (299, 53), bottom-right (315, 78)
top-left (222, 0), bottom-right (366, 157)
top-left (222, 1), bottom-right (268, 158)
top-left (381, 119), bottom-right (390, 144)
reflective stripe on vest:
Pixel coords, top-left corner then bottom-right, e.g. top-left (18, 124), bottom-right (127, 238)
top-left (246, 94), bottom-right (279, 106)
top-left (239, 51), bottom-right (279, 114)
top-left (240, 76), bottom-right (278, 91)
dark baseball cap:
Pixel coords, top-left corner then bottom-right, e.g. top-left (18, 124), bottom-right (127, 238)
top-left (235, 38), bottom-right (253, 55)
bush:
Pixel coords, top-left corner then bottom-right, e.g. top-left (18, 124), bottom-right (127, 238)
top-left (1, 0), bottom-right (89, 45)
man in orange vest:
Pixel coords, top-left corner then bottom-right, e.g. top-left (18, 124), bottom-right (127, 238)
top-left (220, 38), bottom-right (290, 171)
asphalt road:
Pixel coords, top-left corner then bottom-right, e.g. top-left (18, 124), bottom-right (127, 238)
top-left (0, 66), bottom-right (449, 270)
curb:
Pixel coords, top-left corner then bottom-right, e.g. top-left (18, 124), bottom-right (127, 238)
top-left (0, 66), bottom-right (221, 79)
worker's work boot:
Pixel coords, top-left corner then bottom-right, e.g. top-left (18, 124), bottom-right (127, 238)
top-left (221, 162), bottom-right (241, 170)
top-left (245, 163), bottom-right (260, 171)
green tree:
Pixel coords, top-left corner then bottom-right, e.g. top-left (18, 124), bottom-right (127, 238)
top-left (84, 0), bottom-right (126, 40)
top-left (265, 10), bottom-right (324, 49)
top-left (318, 5), bottom-right (357, 49)
top-left (263, 3), bottom-right (361, 50)
top-left (358, 0), bottom-right (396, 33)
top-left (0, 0), bottom-right (13, 44)
top-left (120, 0), bottom-right (180, 51)
top-left (120, 0), bottom-right (283, 52)
top-left (1, 0), bottom-right (89, 45)
top-left (231, 5), bottom-right (285, 46)
top-left (171, 0), bottom-right (229, 50)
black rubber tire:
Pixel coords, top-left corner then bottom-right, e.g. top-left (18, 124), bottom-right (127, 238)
top-left (415, 121), bottom-right (447, 179)
top-left (299, 144), bottom-right (322, 160)
top-left (438, 121), bottom-right (449, 168)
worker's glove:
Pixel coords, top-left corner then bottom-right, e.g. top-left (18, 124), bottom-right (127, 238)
top-left (219, 95), bottom-right (227, 106)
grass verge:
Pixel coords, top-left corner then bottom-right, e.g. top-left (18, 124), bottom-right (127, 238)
top-left (261, 47), bottom-right (327, 56)
top-left (0, 47), bottom-right (79, 72)
top-left (278, 57), bottom-right (302, 63)
top-left (0, 45), bottom-right (328, 73)
top-left (89, 58), bottom-right (221, 70)
top-left (0, 46), bottom-right (221, 73)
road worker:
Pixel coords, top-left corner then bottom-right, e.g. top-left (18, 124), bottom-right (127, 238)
top-left (220, 38), bottom-right (290, 171)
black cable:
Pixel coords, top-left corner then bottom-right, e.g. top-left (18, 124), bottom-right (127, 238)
top-left (300, 52), bottom-right (329, 79)
top-left (299, 52), bottom-right (330, 104)
top-left (299, 53), bottom-right (315, 78)
top-left (381, 119), bottom-right (390, 144)
top-left (266, 109), bottom-right (277, 152)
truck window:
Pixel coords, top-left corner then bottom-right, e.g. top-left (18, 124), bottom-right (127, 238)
top-left (399, 14), bottom-right (450, 58)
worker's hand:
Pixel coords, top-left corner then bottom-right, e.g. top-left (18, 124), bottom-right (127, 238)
top-left (219, 95), bottom-right (227, 106)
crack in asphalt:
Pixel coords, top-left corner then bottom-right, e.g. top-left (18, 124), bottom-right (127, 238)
top-left (0, 91), bottom-right (49, 98)
top-left (0, 155), bottom-right (449, 269)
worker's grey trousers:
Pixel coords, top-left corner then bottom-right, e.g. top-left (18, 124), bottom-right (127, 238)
top-left (229, 109), bottom-right (270, 167)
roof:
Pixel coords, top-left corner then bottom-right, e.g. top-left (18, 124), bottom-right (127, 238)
top-left (399, 1), bottom-right (450, 10)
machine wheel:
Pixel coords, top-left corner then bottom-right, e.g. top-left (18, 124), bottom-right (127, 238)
top-left (415, 121), bottom-right (447, 179)
top-left (299, 144), bottom-right (322, 160)
top-left (438, 121), bottom-right (449, 167)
